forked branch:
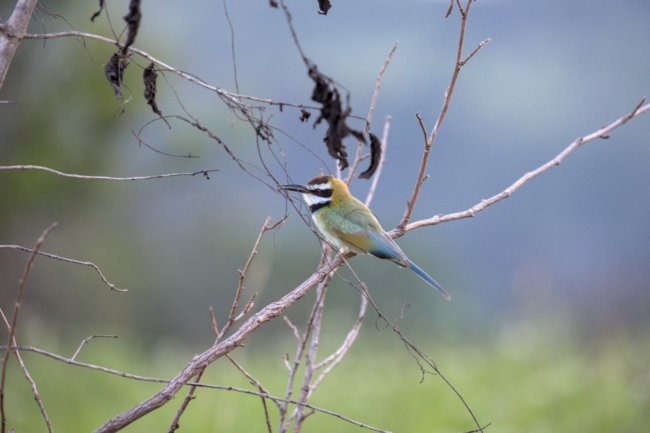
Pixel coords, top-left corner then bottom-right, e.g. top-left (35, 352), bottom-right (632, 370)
top-left (0, 222), bottom-right (57, 433)
top-left (399, 98), bottom-right (650, 233)
top-left (398, 0), bottom-right (487, 230)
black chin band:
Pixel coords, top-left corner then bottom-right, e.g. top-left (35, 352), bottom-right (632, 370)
top-left (309, 201), bottom-right (330, 213)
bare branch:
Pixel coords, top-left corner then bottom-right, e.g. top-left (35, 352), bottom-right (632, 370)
top-left (283, 316), bottom-right (301, 345)
top-left (346, 43), bottom-right (398, 183)
top-left (71, 335), bottom-right (118, 361)
top-left (0, 310), bottom-right (53, 433)
top-left (311, 294), bottom-right (367, 389)
top-left (0, 0), bottom-right (39, 90)
top-left (460, 38), bottom-right (491, 66)
top-left (221, 0), bottom-right (240, 94)
top-left (92, 263), bottom-right (335, 432)
top-left (279, 311), bottom-right (313, 431)
top-left (219, 216), bottom-right (285, 339)
top-left (0, 165), bottom-right (218, 181)
top-left (167, 368), bottom-right (206, 433)
top-left (0, 245), bottom-right (126, 292)
top-left (364, 116), bottom-right (392, 207)
top-left (224, 217), bottom-right (273, 335)
top-left (293, 282), bottom-right (328, 432)
top-left (401, 99), bottom-right (650, 232)
top-left (278, 0), bottom-right (311, 68)
top-left (398, 0), bottom-right (477, 230)
top-left (21, 31), bottom-right (318, 115)
top-left (0, 344), bottom-right (389, 433)
top-left (226, 355), bottom-right (276, 433)
top-left (1, 222), bottom-right (57, 433)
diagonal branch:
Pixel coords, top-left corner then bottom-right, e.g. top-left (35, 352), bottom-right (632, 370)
top-left (399, 98), bottom-right (650, 233)
top-left (0, 0), bottom-right (39, 89)
top-left (0, 222), bottom-right (57, 433)
top-left (0, 309), bottom-right (53, 433)
top-left (311, 293), bottom-right (367, 390)
top-left (364, 115), bottom-right (392, 207)
top-left (0, 345), bottom-right (390, 433)
top-left (346, 43), bottom-right (398, 183)
top-left (92, 257), bottom-right (339, 433)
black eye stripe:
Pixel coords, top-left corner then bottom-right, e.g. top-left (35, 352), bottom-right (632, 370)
top-left (307, 188), bottom-right (332, 198)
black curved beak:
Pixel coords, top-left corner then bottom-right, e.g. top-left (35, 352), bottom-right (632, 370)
top-left (279, 184), bottom-right (308, 193)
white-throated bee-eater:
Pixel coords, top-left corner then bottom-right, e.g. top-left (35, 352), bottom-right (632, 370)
top-left (280, 175), bottom-right (451, 300)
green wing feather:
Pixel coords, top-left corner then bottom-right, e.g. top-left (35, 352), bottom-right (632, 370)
top-left (324, 203), bottom-right (407, 265)
top-left (319, 198), bottom-right (451, 300)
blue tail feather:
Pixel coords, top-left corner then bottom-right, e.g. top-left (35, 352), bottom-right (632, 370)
top-left (405, 258), bottom-right (451, 300)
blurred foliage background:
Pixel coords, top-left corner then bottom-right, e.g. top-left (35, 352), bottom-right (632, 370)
top-left (1, 0), bottom-right (649, 432)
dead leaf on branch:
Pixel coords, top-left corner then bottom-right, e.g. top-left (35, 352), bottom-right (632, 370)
top-left (318, 0), bottom-right (332, 15)
top-left (104, 52), bottom-right (130, 100)
top-left (308, 65), bottom-right (364, 170)
top-left (299, 108), bottom-right (311, 122)
top-left (143, 62), bottom-right (162, 116)
top-left (122, 0), bottom-right (142, 54)
top-left (359, 132), bottom-right (381, 179)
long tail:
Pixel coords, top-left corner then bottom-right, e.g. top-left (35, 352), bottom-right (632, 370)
top-left (405, 258), bottom-right (451, 300)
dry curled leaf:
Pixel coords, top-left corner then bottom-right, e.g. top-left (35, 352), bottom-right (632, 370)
top-left (299, 108), bottom-right (311, 122)
top-left (318, 0), bottom-right (332, 15)
top-left (122, 0), bottom-right (142, 54)
top-left (143, 62), bottom-right (162, 116)
top-left (309, 65), bottom-right (364, 170)
top-left (104, 52), bottom-right (130, 100)
top-left (90, 0), bottom-right (105, 22)
top-left (359, 132), bottom-right (381, 179)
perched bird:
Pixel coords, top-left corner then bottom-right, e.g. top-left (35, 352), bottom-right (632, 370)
top-left (280, 175), bottom-right (451, 300)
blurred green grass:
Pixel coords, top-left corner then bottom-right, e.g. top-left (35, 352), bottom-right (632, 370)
top-left (4, 320), bottom-right (649, 432)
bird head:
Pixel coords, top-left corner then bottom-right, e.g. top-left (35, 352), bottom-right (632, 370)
top-left (279, 175), bottom-right (351, 213)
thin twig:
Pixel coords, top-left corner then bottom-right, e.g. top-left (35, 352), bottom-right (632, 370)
top-left (221, 0), bottom-right (240, 94)
top-left (226, 355), bottom-right (276, 433)
top-left (283, 316), bottom-right (301, 345)
top-left (0, 222), bottom-right (57, 433)
top-left (347, 43), bottom-right (398, 183)
top-left (460, 38), bottom-right (491, 66)
top-left (401, 99), bottom-right (650, 232)
top-left (167, 368), bottom-right (206, 433)
top-left (364, 116), bottom-right (392, 207)
top-left (221, 216), bottom-right (275, 338)
top-left (311, 293), bottom-right (367, 390)
top-left (279, 313), bottom-right (313, 431)
top-left (0, 245), bottom-right (126, 292)
top-left (398, 0), bottom-right (477, 230)
top-left (167, 218), bottom-right (280, 430)
top-left (0, 165), bottom-right (218, 181)
top-left (278, 0), bottom-right (311, 68)
top-left (293, 282), bottom-right (328, 432)
top-left (0, 310), bottom-right (53, 433)
top-left (71, 335), bottom-right (118, 361)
